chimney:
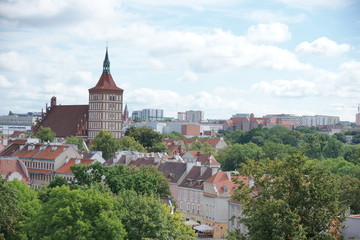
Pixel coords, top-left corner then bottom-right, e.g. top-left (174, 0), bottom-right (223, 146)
top-left (200, 165), bottom-right (207, 175)
top-left (197, 151), bottom-right (201, 156)
top-left (51, 96), bottom-right (57, 108)
top-left (75, 158), bottom-right (81, 164)
top-left (65, 156), bottom-right (69, 163)
top-left (226, 171), bottom-right (231, 181)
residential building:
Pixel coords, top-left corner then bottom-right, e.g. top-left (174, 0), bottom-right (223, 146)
top-left (55, 157), bottom-right (94, 182)
top-left (185, 110), bottom-right (204, 122)
top-left (341, 215), bottom-right (360, 240)
top-left (0, 113), bottom-right (38, 136)
top-left (0, 140), bottom-right (81, 187)
top-left (264, 114), bottom-right (301, 126)
top-left (132, 109), bottom-right (164, 121)
top-left (163, 138), bottom-right (228, 152)
top-left (181, 124), bottom-right (201, 136)
top-left (301, 115), bottom-right (339, 126)
top-left (356, 113), bottom-right (360, 126)
top-left (0, 157), bottom-right (31, 184)
top-left (178, 112), bottom-right (186, 121)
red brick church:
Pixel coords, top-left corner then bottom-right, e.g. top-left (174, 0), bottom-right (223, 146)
top-left (33, 48), bottom-right (124, 139)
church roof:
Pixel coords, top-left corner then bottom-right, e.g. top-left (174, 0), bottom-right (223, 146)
top-left (39, 105), bottom-right (88, 137)
top-left (89, 48), bottom-right (123, 92)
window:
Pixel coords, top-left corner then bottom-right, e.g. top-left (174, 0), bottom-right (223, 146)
top-left (187, 202), bottom-right (190, 211)
top-left (180, 201), bottom-right (183, 210)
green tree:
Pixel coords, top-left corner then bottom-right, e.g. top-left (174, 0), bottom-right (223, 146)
top-left (224, 129), bottom-right (246, 144)
top-left (315, 157), bottom-right (360, 178)
top-left (0, 178), bottom-right (21, 240)
top-left (29, 186), bottom-right (126, 240)
top-left (299, 132), bottom-right (328, 159)
top-left (65, 136), bottom-right (86, 151)
top-left (118, 190), bottom-right (196, 240)
top-left (187, 141), bottom-right (216, 154)
top-left (5, 179), bottom-right (41, 240)
top-left (323, 137), bottom-right (345, 159)
top-left (232, 154), bottom-right (345, 240)
top-left (48, 175), bottom-right (68, 188)
top-left (262, 141), bottom-right (296, 160)
top-left (339, 175), bottom-right (360, 213)
top-left (163, 131), bottom-right (186, 139)
top-left (35, 126), bottom-right (55, 142)
top-left (91, 130), bottom-right (119, 160)
top-left (71, 161), bottom-right (109, 186)
top-left (218, 143), bottom-right (264, 171)
top-left (118, 136), bottom-right (146, 152)
top-left (125, 126), bottom-right (166, 152)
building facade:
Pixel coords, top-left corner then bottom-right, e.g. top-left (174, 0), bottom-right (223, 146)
top-left (185, 110), bottom-right (204, 122)
top-left (88, 48), bottom-right (124, 139)
top-left (132, 109), bottom-right (164, 121)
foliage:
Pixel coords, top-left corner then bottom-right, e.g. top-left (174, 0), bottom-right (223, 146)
top-left (351, 134), bottom-right (360, 144)
top-left (339, 175), bottom-right (360, 214)
top-left (232, 154), bottom-right (345, 240)
top-left (299, 133), bottom-right (328, 159)
top-left (5, 180), bottom-right (41, 240)
top-left (295, 126), bottom-right (318, 134)
top-left (71, 161), bottom-right (109, 186)
top-left (65, 136), bottom-right (86, 151)
top-left (187, 141), bottom-right (216, 154)
top-left (262, 141), bottom-right (297, 160)
top-left (224, 129), bottom-right (246, 144)
top-left (218, 143), bottom-right (264, 171)
top-left (35, 126), bottom-right (55, 142)
top-left (29, 186), bottom-right (126, 240)
top-left (91, 130), bottom-right (119, 160)
top-left (71, 163), bottom-right (170, 198)
top-left (118, 190), bottom-right (196, 240)
top-left (0, 178), bottom-right (21, 240)
top-left (125, 126), bottom-right (166, 152)
top-left (163, 131), bottom-right (186, 139)
top-left (117, 136), bottom-right (146, 152)
top-left (314, 157), bottom-right (360, 178)
top-left (48, 175), bottom-right (68, 188)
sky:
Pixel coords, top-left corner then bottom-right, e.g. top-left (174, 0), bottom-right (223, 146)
top-left (0, 0), bottom-right (359, 121)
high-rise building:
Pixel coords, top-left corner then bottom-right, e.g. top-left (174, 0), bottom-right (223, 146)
top-left (185, 110), bottom-right (204, 122)
top-left (131, 109), bottom-right (164, 121)
top-left (88, 48), bottom-right (124, 139)
top-left (356, 104), bottom-right (360, 126)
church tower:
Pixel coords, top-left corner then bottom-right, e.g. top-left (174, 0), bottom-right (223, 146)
top-left (88, 48), bottom-right (124, 139)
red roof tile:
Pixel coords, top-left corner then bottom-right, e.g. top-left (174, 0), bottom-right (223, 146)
top-left (56, 158), bottom-right (94, 174)
top-left (27, 168), bottom-right (53, 174)
top-left (89, 73), bottom-right (123, 92)
top-left (33, 145), bottom-right (69, 160)
top-left (205, 172), bottom-right (249, 196)
top-left (0, 158), bottom-right (31, 184)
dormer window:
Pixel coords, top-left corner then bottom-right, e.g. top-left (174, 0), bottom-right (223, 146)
top-left (223, 186), bottom-right (228, 193)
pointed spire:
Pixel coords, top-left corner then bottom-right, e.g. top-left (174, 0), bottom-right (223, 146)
top-left (103, 47), bottom-right (110, 74)
top-left (124, 104), bottom-right (128, 113)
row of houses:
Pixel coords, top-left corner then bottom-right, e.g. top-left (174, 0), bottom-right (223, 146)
top-left (104, 145), bottom-right (247, 238)
top-left (0, 139), bottom-right (105, 187)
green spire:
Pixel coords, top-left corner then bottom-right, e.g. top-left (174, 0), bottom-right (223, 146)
top-left (103, 47), bottom-right (110, 74)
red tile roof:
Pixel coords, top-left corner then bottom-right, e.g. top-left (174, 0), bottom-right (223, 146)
top-left (33, 145), bottom-right (69, 160)
top-left (0, 158), bottom-right (31, 184)
top-left (56, 158), bottom-right (94, 174)
top-left (27, 168), bottom-right (53, 174)
top-left (196, 154), bottom-right (220, 166)
top-left (38, 105), bottom-right (89, 137)
top-left (89, 73), bottom-right (123, 92)
top-left (205, 172), bottom-right (249, 196)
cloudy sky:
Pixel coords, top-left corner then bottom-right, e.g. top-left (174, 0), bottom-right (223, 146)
top-left (0, 0), bottom-right (359, 121)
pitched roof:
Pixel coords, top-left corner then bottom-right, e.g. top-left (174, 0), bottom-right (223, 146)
top-left (0, 140), bottom-right (28, 157)
top-left (56, 158), bottom-right (94, 174)
top-left (89, 73), bottom-right (123, 91)
top-left (32, 145), bottom-right (70, 160)
top-left (27, 168), bottom-right (53, 174)
top-left (157, 162), bottom-right (186, 183)
top-left (127, 157), bottom-right (158, 167)
top-left (205, 172), bottom-right (249, 196)
top-left (179, 166), bottom-right (213, 190)
top-left (196, 154), bottom-right (220, 166)
top-left (39, 105), bottom-right (89, 137)
top-left (0, 158), bottom-right (31, 184)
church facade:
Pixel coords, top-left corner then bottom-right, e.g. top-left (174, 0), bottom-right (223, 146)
top-left (34, 49), bottom-right (124, 139)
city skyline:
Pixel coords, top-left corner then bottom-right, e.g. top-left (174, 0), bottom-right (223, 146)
top-left (0, 0), bottom-right (359, 121)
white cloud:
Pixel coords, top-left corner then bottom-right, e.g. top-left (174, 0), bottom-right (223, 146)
top-left (0, 51), bottom-right (28, 71)
top-left (176, 70), bottom-right (198, 82)
top-left (276, 0), bottom-right (353, 10)
top-left (296, 37), bottom-right (350, 56)
top-left (246, 22), bottom-right (291, 43)
top-left (253, 79), bottom-right (317, 97)
top-left (244, 10), bottom-right (306, 23)
top-left (0, 75), bottom-right (13, 88)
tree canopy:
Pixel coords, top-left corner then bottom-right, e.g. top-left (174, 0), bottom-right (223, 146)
top-left (65, 136), bottom-right (86, 151)
top-left (91, 130), bottom-right (119, 160)
top-left (35, 126), bottom-right (55, 142)
top-left (231, 154), bottom-right (345, 240)
top-left (125, 126), bottom-right (166, 152)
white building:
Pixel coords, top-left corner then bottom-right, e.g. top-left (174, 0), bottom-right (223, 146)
top-left (301, 115), bottom-right (339, 126)
top-left (185, 110), bottom-right (204, 122)
top-left (132, 109), bottom-right (164, 121)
